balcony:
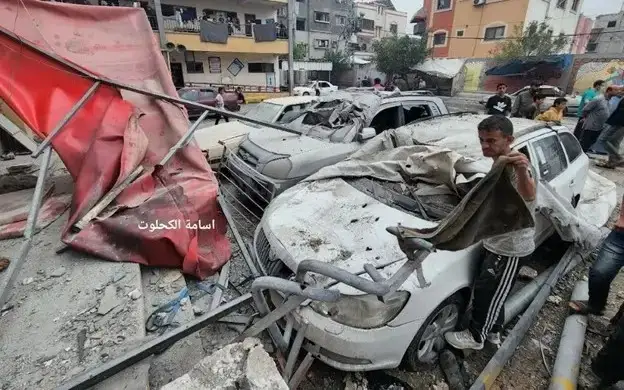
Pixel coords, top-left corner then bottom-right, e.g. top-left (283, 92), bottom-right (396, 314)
top-left (150, 17), bottom-right (289, 54)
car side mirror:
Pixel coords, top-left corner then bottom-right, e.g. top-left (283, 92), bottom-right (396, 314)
top-left (358, 127), bottom-right (376, 141)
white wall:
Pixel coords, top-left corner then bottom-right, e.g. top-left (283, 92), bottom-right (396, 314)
top-left (171, 51), bottom-right (280, 87)
top-left (525, 0), bottom-right (583, 52)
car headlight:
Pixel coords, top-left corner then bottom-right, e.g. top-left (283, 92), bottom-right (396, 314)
top-left (309, 291), bottom-right (410, 329)
top-left (261, 158), bottom-right (292, 179)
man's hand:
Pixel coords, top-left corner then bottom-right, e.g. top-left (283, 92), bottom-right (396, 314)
top-left (500, 151), bottom-right (530, 170)
top-left (501, 151), bottom-right (536, 202)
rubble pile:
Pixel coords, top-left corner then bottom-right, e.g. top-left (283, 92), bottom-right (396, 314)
top-left (161, 337), bottom-right (288, 390)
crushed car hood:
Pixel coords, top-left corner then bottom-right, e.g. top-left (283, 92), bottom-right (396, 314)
top-left (194, 121), bottom-right (254, 150)
top-left (261, 178), bottom-right (475, 292)
top-left (247, 127), bottom-right (348, 156)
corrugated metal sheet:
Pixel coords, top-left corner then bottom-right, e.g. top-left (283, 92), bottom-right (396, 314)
top-left (281, 61), bottom-right (333, 71)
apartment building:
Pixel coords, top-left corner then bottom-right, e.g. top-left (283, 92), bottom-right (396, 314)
top-left (586, 12), bottom-right (624, 54)
top-left (148, 0), bottom-right (288, 88)
top-left (277, 0), bottom-right (354, 60)
top-left (414, 0), bottom-right (584, 58)
top-left (351, 0), bottom-right (408, 62)
top-left (570, 14), bottom-right (593, 54)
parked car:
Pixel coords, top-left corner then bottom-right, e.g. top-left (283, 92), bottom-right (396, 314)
top-left (177, 87), bottom-right (240, 119)
top-left (253, 114), bottom-right (589, 371)
top-left (345, 87), bottom-right (435, 97)
top-left (293, 81), bottom-right (338, 96)
top-left (193, 96), bottom-right (318, 168)
top-left (479, 85), bottom-right (580, 116)
top-left (225, 92), bottom-right (450, 202)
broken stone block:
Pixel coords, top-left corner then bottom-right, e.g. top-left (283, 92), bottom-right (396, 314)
top-left (160, 337), bottom-right (287, 390)
top-left (98, 285), bottom-right (121, 315)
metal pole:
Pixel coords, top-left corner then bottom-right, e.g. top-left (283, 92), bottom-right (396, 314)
top-left (152, 0), bottom-right (167, 49)
top-left (157, 110), bottom-right (210, 167)
top-left (55, 293), bottom-right (253, 390)
top-left (287, 0), bottom-right (295, 95)
top-left (549, 280), bottom-right (589, 390)
top-left (32, 82), bottom-right (101, 157)
top-left (0, 146), bottom-right (53, 309)
top-left (0, 25), bottom-right (303, 135)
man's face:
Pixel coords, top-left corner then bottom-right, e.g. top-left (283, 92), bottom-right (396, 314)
top-left (478, 129), bottom-right (513, 158)
top-left (497, 85), bottom-right (507, 95)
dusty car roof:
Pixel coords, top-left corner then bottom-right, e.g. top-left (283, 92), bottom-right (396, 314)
top-left (263, 96), bottom-right (318, 105)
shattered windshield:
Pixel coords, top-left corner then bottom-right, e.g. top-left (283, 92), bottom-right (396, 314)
top-left (244, 102), bottom-right (283, 123)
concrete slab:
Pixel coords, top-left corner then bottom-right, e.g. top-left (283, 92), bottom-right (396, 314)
top-left (0, 213), bottom-right (149, 390)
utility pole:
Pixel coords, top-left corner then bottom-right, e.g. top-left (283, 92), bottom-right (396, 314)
top-left (152, 0), bottom-right (170, 70)
top-left (287, 0), bottom-right (295, 95)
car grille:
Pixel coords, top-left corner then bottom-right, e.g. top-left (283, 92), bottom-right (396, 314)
top-left (255, 227), bottom-right (284, 276)
top-left (237, 147), bottom-right (258, 168)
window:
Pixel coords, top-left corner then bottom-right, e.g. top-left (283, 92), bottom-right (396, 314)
top-left (199, 90), bottom-right (216, 100)
top-left (456, 30), bottom-right (464, 37)
top-left (586, 42), bottom-right (597, 52)
top-left (248, 63), bottom-right (275, 73)
top-left (484, 26), bottom-right (505, 41)
top-left (315, 39), bottom-right (330, 48)
top-left (375, 26), bottom-right (382, 37)
top-left (331, 41), bottom-right (338, 49)
top-left (556, 0), bottom-right (566, 9)
top-left (559, 132), bottom-right (582, 162)
top-left (369, 106), bottom-right (401, 134)
top-left (437, 0), bottom-right (451, 11)
top-left (296, 18), bottom-right (306, 31)
top-left (179, 89), bottom-right (199, 101)
top-left (277, 6), bottom-right (287, 17)
top-left (532, 135), bottom-right (568, 181)
top-left (433, 32), bottom-right (447, 45)
top-left (361, 18), bottom-right (375, 31)
top-left (377, 5), bottom-right (383, 14)
top-left (314, 11), bottom-right (330, 23)
top-left (184, 52), bottom-right (204, 74)
top-left (390, 23), bottom-right (398, 35)
top-left (336, 15), bottom-right (346, 25)
top-left (296, 0), bottom-right (304, 2)
top-left (403, 104), bottom-right (433, 124)
top-left (318, 81), bottom-right (330, 88)
top-left (571, 0), bottom-right (580, 11)
top-left (414, 21), bottom-right (426, 35)
top-left (607, 20), bottom-right (617, 28)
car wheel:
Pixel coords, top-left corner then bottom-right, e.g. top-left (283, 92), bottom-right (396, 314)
top-left (402, 293), bottom-right (466, 370)
top-left (303, 92), bottom-right (310, 96)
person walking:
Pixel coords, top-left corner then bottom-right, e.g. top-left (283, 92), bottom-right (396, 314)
top-left (444, 115), bottom-right (537, 350)
top-left (578, 80), bottom-right (605, 118)
top-left (235, 87), bottom-right (246, 105)
top-left (535, 98), bottom-right (567, 123)
top-left (215, 87), bottom-right (229, 125)
top-left (578, 87), bottom-right (616, 152)
top-left (595, 96), bottom-right (624, 169)
top-left (523, 93), bottom-right (545, 120)
top-left (511, 80), bottom-right (541, 118)
top-left (485, 83), bottom-right (512, 116)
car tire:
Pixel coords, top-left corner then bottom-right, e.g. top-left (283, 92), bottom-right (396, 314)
top-left (402, 293), bottom-right (466, 370)
top-left (303, 92), bottom-right (310, 96)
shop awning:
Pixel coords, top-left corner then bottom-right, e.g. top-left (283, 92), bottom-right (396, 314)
top-left (412, 58), bottom-right (466, 78)
top-left (485, 55), bottom-right (573, 76)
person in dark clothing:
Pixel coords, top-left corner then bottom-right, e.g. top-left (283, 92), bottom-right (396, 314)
top-left (591, 299), bottom-right (624, 388)
top-left (569, 195), bottom-right (624, 318)
top-left (523, 93), bottom-right (545, 120)
top-left (595, 97), bottom-right (624, 168)
top-left (235, 87), bottom-right (246, 104)
top-left (485, 83), bottom-right (512, 116)
top-left (511, 80), bottom-right (541, 117)
top-left (578, 87), bottom-right (617, 152)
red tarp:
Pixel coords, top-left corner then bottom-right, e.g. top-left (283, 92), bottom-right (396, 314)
top-left (0, 0), bottom-right (231, 278)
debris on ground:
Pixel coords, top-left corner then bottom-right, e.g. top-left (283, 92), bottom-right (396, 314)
top-left (0, 257), bottom-right (9, 272)
top-left (161, 337), bottom-right (288, 390)
top-left (547, 295), bottom-right (563, 305)
top-left (98, 285), bottom-right (122, 315)
top-left (344, 372), bottom-right (369, 390)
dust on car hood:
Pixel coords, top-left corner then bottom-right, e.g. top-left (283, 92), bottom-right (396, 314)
top-left (261, 178), bottom-right (455, 291)
top-left (246, 128), bottom-right (348, 156)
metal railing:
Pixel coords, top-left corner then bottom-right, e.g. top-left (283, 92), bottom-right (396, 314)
top-left (151, 17), bottom-right (288, 40)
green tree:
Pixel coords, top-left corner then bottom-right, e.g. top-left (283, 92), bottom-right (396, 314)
top-left (371, 35), bottom-right (430, 84)
top-left (323, 49), bottom-right (351, 73)
top-left (490, 21), bottom-right (570, 59)
top-left (293, 42), bottom-right (308, 61)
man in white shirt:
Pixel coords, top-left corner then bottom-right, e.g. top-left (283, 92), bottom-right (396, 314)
top-left (215, 87), bottom-right (229, 125)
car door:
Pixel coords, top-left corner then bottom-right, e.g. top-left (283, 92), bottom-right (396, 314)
top-left (557, 131), bottom-right (589, 206)
top-left (318, 81), bottom-right (332, 96)
top-left (526, 132), bottom-right (571, 240)
top-left (199, 89), bottom-right (217, 106)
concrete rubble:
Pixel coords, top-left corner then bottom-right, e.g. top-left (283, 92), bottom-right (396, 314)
top-left (160, 337), bottom-right (288, 390)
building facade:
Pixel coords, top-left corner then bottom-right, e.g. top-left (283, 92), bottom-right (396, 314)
top-left (416, 0), bottom-right (584, 58)
top-left (351, 0), bottom-right (408, 62)
top-left (570, 14), bottom-right (593, 54)
top-left (277, 0), bottom-right (354, 60)
top-left (587, 12), bottom-right (624, 54)
top-left (151, 0), bottom-right (288, 88)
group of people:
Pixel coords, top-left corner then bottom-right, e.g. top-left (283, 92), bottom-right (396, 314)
top-left (484, 81), bottom-right (568, 122)
top-left (213, 86), bottom-right (246, 125)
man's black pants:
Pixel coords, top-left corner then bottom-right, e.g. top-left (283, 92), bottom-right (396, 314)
top-left (215, 114), bottom-right (229, 125)
top-left (593, 301), bottom-right (624, 388)
top-left (468, 250), bottom-right (523, 342)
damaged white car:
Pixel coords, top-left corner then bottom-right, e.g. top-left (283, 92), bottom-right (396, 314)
top-left (224, 91), bottom-right (450, 203)
top-left (251, 114), bottom-right (612, 371)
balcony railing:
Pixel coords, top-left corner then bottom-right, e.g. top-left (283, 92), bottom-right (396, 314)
top-left (148, 17), bottom-right (288, 40)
